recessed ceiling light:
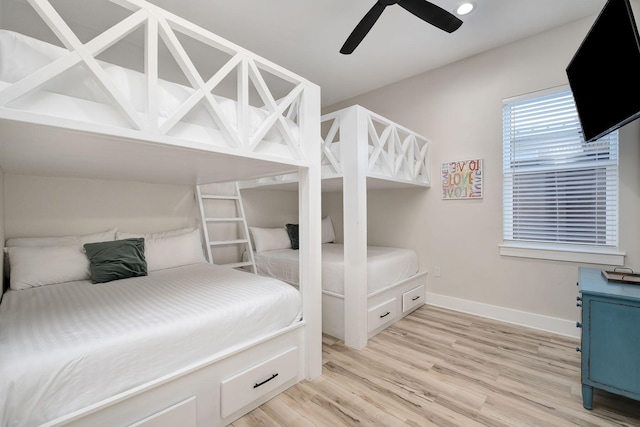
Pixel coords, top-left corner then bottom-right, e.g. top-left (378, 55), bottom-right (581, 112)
top-left (456, 1), bottom-right (476, 16)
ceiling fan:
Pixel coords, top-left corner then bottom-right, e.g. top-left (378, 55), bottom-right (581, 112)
top-left (340, 0), bottom-right (463, 54)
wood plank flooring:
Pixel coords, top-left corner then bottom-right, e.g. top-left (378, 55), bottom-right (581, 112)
top-left (232, 305), bottom-right (640, 426)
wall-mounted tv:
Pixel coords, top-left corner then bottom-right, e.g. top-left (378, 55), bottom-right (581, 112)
top-left (566, 0), bottom-right (640, 142)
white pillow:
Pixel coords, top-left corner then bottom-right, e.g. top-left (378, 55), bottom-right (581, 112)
top-left (250, 227), bottom-right (292, 253)
top-left (6, 228), bottom-right (117, 247)
top-left (8, 245), bottom-right (90, 290)
top-left (80, 229), bottom-right (118, 244)
top-left (117, 228), bottom-right (205, 272)
top-left (4, 229), bottom-right (116, 287)
top-left (322, 216), bottom-right (336, 243)
top-left (116, 227), bottom-right (194, 241)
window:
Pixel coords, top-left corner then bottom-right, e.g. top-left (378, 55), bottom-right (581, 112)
top-left (501, 86), bottom-right (622, 264)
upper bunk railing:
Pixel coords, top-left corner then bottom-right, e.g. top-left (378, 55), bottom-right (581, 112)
top-left (321, 106), bottom-right (431, 186)
top-left (0, 0), bottom-right (318, 164)
top-left (244, 105), bottom-right (431, 188)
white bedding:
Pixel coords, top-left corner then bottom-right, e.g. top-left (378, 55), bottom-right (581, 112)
top-left (253, 243), bottom-right (419, 295)
top-left (0, 30), bottom-right (298, 145)
top-left (0, 262), bottom-right (301, 427)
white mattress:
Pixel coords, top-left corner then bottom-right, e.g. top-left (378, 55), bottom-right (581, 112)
top-left (0, 262), bottom-right (301, 427)
top-left (0, 30), bottom-right (298, 147)
top-left (253, 243), bottom-right (419, 295)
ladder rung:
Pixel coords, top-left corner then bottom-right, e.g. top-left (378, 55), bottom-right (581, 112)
top-left (201, 195), bottom-right (239, 200)
top-left (197, 183), bottom-right (255, 273)
top-left (216, 261), bottom-right (254, 269)
top-left (209, 239), bottom-right (248, 246)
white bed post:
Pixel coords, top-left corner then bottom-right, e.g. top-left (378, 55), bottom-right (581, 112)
top-left (343, 105), bottom-right (369, 350)
top-left (299, 82), bottom-right (322, 379)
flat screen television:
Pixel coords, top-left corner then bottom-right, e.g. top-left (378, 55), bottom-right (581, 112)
top-left (566, 0), bottom-right (640, 142)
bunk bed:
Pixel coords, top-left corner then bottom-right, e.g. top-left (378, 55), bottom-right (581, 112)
top-left (0, 0), bottom-right (322, 426)
top-left (242, 105), bottom-right (430, 349)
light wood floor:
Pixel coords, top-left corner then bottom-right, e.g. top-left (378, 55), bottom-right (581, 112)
top-left (232, 305), bottom-right (640, 426)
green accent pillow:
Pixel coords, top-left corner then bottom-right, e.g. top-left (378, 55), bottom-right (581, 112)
top-left (83, 238), bottom-right (147, 284)
top-left (285, 223), bottom-right (299, 250)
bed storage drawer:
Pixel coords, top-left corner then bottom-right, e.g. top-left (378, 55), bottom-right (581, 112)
top-left (368, 298), bottom-right (398, 333)
top-left (220, 346), bottom-right (298, 418)
top-left (130, 396), bottom-right (196, 427)
top-left (402, 284), bottom-right (425, 313)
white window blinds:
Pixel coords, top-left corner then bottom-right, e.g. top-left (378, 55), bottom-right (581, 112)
top-left (503, 88), bottom-right (619, 248)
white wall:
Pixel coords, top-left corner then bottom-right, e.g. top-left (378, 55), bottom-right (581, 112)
top-left (4, 174), bottom-right (198, 239)
top-left (320, 13), bottom-right (640, 334)
top-left (241, 188), bottom-right (300, 228)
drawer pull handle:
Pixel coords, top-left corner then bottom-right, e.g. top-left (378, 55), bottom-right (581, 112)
top-left (576, 347), bottom-right (581, 352)
top-left (576, 322), bottom-right (582, 328)
top-left (412, 296), bottom-right (420, 301)
top-left (380, 311), bottom-right (391, 319)
top-left (254, 373), bottom-right (279, 389)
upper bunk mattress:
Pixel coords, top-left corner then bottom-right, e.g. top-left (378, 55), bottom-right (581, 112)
top-left (0, 30), bottom-right (299, 150)
top-left (253, 243), bottom-right (419, 295)
top-left (0, 262), bottom-right (301, 427)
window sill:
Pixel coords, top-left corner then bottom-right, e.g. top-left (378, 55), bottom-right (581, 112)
top-left (499, 243), bottom-right (625, 265)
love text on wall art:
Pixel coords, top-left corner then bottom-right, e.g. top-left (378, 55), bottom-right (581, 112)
top-left (441, 158), bottom-right (483, 200)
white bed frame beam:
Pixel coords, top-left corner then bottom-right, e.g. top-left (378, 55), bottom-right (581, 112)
top-left (342, 107), bottom-right (369, 350)
top-left (296, 79), bottom-right (322, 378)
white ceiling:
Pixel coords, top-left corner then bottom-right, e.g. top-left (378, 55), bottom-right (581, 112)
top-left (139, 0), bottom-right (606, 107)
top-left (13, 0), bottom-right (606, 107)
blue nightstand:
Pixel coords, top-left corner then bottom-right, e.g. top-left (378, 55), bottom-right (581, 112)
top-left (578, 267), bottom-right (640, 409)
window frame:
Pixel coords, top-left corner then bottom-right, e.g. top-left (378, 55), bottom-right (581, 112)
top-left (500, 86), bottom-right (624, 265)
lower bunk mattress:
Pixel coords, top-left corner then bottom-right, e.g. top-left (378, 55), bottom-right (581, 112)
top-left (253, 243), bottom-right (419, 295)
top-left (0, 262), bottom-right (302, 427)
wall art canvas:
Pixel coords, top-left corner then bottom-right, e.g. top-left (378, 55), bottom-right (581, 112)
top-left (441, 158), bottom-right (483, 199)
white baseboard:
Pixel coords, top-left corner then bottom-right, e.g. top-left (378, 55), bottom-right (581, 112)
top-left (426, 292), bottom-right (580, 339)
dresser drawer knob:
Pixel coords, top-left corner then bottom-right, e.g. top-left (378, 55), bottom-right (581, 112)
top-left (576, 322), bottom-right (582, 328)
top-left (577, 303), bottom-right (582, 307)
top-left (576, 347), bottom-right (581, 352)
top-left (576, 296), bottom-right (582, 302)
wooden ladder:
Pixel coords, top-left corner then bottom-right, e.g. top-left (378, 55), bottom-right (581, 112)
top-left (196, 182), bottom-right (256, 272)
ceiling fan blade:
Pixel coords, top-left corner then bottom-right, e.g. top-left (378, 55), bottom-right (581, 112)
top-left (340, 2), bottom-right (388, 54)
top-left (398, 0), bottom-right (463, 33)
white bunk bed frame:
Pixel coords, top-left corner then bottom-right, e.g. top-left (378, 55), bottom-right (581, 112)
top-left (244, 105), bottom-right (430, 350)
top-left (248, 104), bottom-right (431, 190)
top-left (0, 1), bottom-right (322, 426)
top-left (327, 106), bottom-right (429, 350)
